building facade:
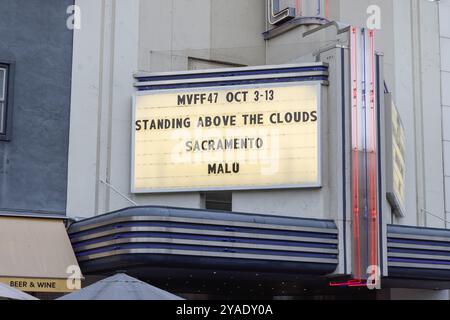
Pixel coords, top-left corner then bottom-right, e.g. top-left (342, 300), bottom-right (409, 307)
top-left (68, 0), bottom-right (449, 222)
top-left (0, 0), bottom-right (447, 300)
top-left (63, 0), bottom-right (450, 299)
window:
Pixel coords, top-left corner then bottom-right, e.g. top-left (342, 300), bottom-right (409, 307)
top-left (0, 66), bottom-right (6, 135)
top-left (0, 62), bottom-right (13, 140)
top-left (204, 192), bottom-right (232, 212)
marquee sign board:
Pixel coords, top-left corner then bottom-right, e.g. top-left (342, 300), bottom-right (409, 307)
top-left (132, 82), bottom-right (322, 193)
top-left (385, 93), bottom-right (406, 217)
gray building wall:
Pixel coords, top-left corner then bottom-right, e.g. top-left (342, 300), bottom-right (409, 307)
top-left (0, 0), bottom-right (74, 215)
top-left (440, 0), bottom-right (450, 226)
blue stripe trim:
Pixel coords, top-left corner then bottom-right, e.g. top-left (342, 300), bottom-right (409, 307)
top-left (69, 221), bottom-right (338, 240)
top-left (71, 232), bottom-right (338, 250)
top-left (388, 238), bottom-right (450, 247)
top-left (135, 66), bottom-right (328, 82)
top-left (136, 76), bottom-right (328, 91)
top-left (389, 248), bottom-right (450, 256)
top-left (376, 51), bottom-right (384, 274)
top-left (389, 257), bottom-right (450, 266)
top-left (388, 224), bottom-right (450, 237)
top-left (388, 267), bottom-right (450, 281)
top-left (74, 242), bottom-right (338, 260)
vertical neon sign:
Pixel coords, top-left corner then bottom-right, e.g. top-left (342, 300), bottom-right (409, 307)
top-left (296, 0), bottom-right (302, 16)
top-left (350, 27), bottom-right (379, 281)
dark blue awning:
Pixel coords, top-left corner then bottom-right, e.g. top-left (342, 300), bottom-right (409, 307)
top-left (68, 206), bottom-right (338, 277)
top-left (133, 63), bottom-right (328, 91)
top-left (388, 224), bottom-right (450, 280)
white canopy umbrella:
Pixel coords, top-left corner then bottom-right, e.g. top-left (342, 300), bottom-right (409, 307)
top-left (57, 273), bottom-right (184, 300)
top-left (0, 283), bottom-right (39, 300)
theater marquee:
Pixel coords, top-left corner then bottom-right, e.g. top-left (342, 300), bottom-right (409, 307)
top-left (132, 82), bottom-right (321, 193)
